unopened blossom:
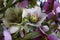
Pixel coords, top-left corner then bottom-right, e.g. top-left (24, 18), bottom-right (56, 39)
top-left (42, 25), bottom-right (49, 32)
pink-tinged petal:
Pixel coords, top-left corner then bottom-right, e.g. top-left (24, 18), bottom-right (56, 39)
top-left (17, 0), bottom-right (28, 8)
top-left (48, 35), bottom-right (59, 40)
top-left (3, 28), bottom-right (12, 40)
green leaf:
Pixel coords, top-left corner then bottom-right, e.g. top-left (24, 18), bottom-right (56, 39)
top-left (24, 32), bottom-right (40, 40)
top-left (6, 0), bottom-right (13, 7)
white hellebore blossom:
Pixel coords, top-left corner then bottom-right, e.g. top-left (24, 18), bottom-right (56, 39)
top-left (2, 7), bottom-right (22, 34)
top-left (22, 6), bottom-right (47, 27)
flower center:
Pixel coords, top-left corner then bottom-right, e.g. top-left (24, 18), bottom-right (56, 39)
top-left (8, 13), bottom-right (22, 23)
top-left (29, 13), bottom-right (39, 23)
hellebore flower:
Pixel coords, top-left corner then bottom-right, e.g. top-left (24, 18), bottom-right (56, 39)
top-left (22, 6), bottom-right (47, 27)
top-left (2, 7), bottom-right (22, 34)
top-left (3, 27), bottom-right (12, 40)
